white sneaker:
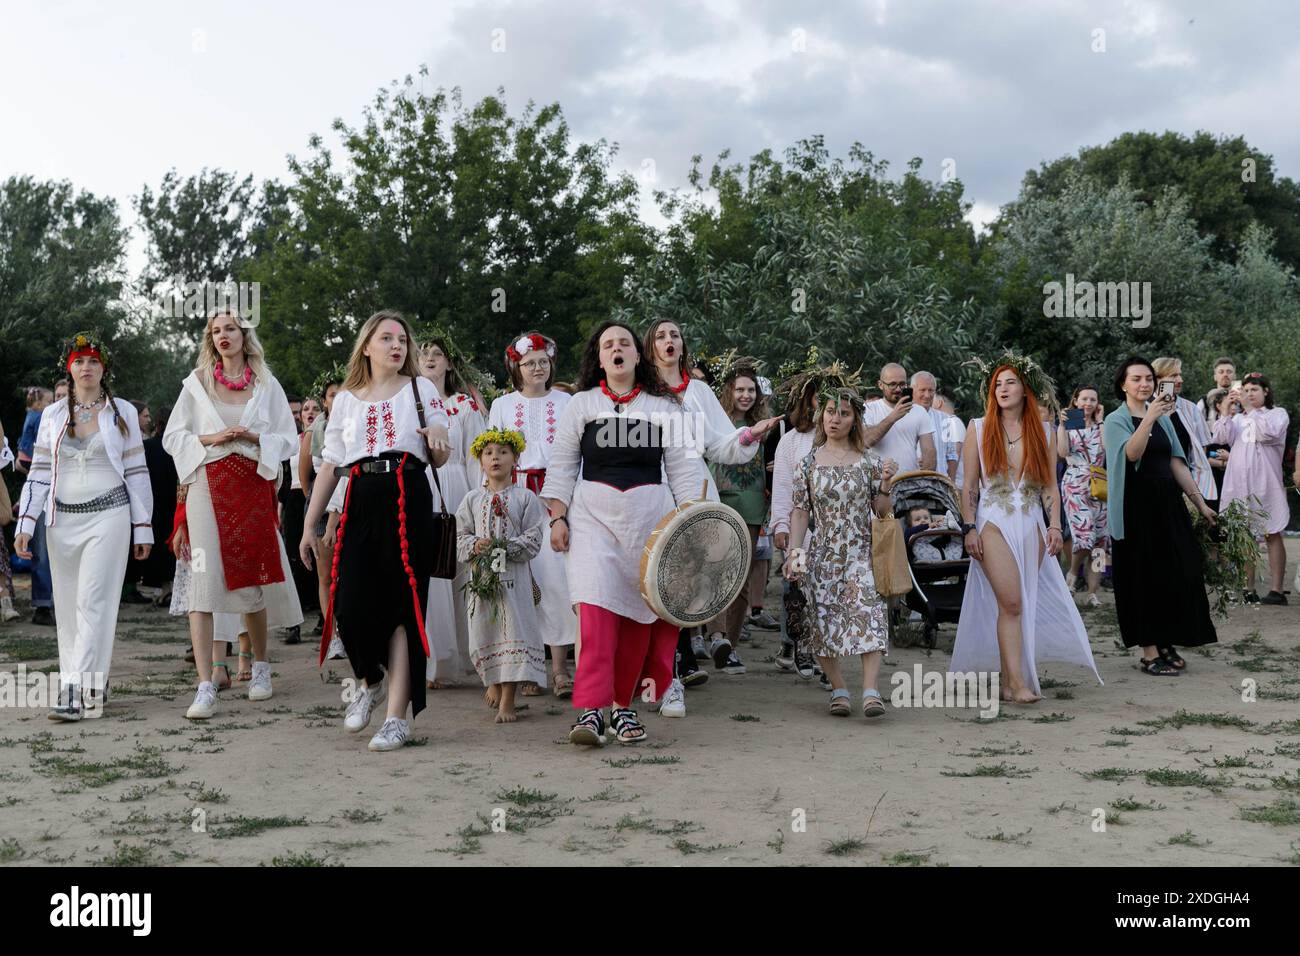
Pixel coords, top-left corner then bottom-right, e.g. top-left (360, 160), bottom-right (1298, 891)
top-left (327, 636), bottom-right (347, 660)
top-left (368, 717), bottom-right (409, 751)
top-left (1086, 592), bottom-right (1102, 607)
top-left (691, 633), bottom-right (709, 660)
top-left (186, 682), bottom-right (217, 720)
top-left (344, 679), bottom-right (386, 733)
top-left (0, 597), bottom-right (18, 622)
top-left (248, 661), bottom-right (273, 701)
top-left (659, 678), bottom-right (686, 718)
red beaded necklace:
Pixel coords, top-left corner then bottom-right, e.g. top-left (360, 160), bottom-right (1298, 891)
top-left (600, 379), bottom-right (641, 407)
top-left (214, 360), bottom-right (253, 391)
top-left (666, 369), bottom-right (690, 394)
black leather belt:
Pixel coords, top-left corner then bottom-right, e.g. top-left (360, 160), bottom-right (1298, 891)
top-left (335, 458), bottom-right (425, 477)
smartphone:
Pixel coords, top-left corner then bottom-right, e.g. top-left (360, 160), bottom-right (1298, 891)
top-left (1065, 408), bottom-right (1087, 430)
top-left (899, 386), bottom-right (913, 404)
top-left (1157, 380), bottom-right (1175, 402)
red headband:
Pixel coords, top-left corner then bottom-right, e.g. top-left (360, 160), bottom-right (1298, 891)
top-left (66, 347), bottom-right (104, 372)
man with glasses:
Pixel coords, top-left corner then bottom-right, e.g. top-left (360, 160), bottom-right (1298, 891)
top-left (862, 363), bottom-right (936, 473)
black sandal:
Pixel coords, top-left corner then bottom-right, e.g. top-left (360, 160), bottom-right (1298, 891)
top-left (1157, 646), bottom-right (1186, 670)
top-left (1140, 656), bottom-right (1180, 676)
top-left (568, 709), bottom-right (606, 747)
top-left (610, 707), bottom-right (647, 745)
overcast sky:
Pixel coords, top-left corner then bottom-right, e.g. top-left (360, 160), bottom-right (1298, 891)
top-left (3, 0), bottom-right (1297, 271)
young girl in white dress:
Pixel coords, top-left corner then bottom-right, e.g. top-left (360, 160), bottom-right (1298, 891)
top-left (417, 332), bottom-right (486, 689)
top-left (456, 428), bottom-right (547, 723)
top-left (952, 360), bottom-right (1100, 702)
top-left (488, 332), bottom-right (575, 697)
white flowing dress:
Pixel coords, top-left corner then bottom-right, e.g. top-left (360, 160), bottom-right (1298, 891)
top-left (425, 391), bottom-right (487, 683)
top-left (950, 418), bottom-right (1101, 694)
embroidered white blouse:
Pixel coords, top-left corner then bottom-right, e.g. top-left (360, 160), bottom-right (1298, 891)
top-left (487, 389), bottom-right (571, 470)
top-left (322, 376), bottom-right (449, 468)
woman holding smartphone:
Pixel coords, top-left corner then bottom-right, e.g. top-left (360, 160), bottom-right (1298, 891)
top-left (1055, 386), bottom-right (1107, 605)
top-left (1103, 357), bottom-right (1217, 676)
top-left (1212, 372), bottom-right (1290, 604)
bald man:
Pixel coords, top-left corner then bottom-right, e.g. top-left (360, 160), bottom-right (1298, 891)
top-left (862, 363), bottom-right (936, 472)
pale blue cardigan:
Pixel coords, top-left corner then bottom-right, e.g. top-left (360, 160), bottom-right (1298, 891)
top-left (1102, 405), bottom-right (1186, 541)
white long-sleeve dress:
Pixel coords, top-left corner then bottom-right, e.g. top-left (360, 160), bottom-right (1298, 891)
top-left (488, 389), bottom-right (575, 647)
top-left (426, 390), bottom-right (487, 683)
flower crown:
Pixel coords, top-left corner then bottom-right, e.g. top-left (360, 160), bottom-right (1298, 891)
top-left (310, 363), bottom-right (348, 403)
top-left (505, 333), bottom-right (556, 364)
top-left (414, 324), bottom-right (494, 396)
top-left (470, 427), bottom-right (526, 459)
top-left (61, 331), bottom-right (111, 376)
top-left (778, 347), bottom-right (864, 409)
top-left (698, 349), bottom-right (764, 399)
top-left (964, 349), bottom-right (1059, 412)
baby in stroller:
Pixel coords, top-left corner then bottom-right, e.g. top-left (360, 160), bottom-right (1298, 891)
top-left (904, 506), bottom-right (964, 563)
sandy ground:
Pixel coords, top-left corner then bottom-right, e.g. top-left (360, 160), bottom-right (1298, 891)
top-left (2, 543), bottom-right (1299, 868)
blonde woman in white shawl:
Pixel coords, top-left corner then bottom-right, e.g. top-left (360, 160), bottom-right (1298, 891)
top-left (163, 312), bottom-right (302, 721)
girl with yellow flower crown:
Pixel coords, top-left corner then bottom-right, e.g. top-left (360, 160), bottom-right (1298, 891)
top-left (456, 428), bottom-right (547, 723)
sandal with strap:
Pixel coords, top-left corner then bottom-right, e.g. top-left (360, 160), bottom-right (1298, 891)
top-left (1157, 646), bottom-right (1186, 670)
top-left (610, 707), bottom-right (647, 745)
top-left (862, 688), bottom-right (886, 718)
top-left (212, 660), bottom-right (232, 691)
top-left (828, 688), bottom-right (851, 717)
top-left (236, 650), bottom-right (253, 682)
top-left (553, 673), bottom-right (573, 700)
top-left (1140, 656), bottom-right (1180, 676)
top-left (568, 708), bottom-right (606, 747)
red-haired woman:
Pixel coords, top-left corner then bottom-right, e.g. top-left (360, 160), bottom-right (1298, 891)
top-left (951, 362), bottom-right (1100, 703)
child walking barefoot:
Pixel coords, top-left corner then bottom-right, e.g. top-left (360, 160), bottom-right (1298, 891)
top-left (456, 428), bottom-right (547, 723)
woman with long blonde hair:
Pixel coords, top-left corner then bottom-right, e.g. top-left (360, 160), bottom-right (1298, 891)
top-left (300, 311), bottom-right (451, 752)
top-left (951, 358), bottom-right (1100, 703)
top-left (164, 312), bottom-right (303, 720)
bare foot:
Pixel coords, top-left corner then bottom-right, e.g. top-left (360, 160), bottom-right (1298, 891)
top-left (519, 681), bottom-right (543, 697)
top-left (496, 683), bottom-right (518, 722)
top-left (495, 707), bottom-right (518, 724)
top-left (484, 685), bottom-right (501, 709)
top-left (427, 679), bottom-right (454, 690)
top-left (1006, 687), bottom-right (1043, 704)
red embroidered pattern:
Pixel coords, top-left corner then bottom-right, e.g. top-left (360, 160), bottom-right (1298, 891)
top-left (365, 404), bottom-right (378, 456)
top-left (545, 400), bottom-right (556, 444)
top-left (381, 402), bottom-right (396, 448)
top-left (206, 455), bottom-right (284, 591)
top-left (513, 399), bottom-right (525, 429)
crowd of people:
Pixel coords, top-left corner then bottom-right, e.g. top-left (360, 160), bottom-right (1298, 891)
top-left (2, 315), bottom-right (1296, 749)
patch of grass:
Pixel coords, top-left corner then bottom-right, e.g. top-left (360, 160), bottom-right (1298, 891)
top-left (0, 636), bottom-right (59, 660)
top-left (1029, 712), bottom-right (1074, 724)
top-left (118, 783), bottom-right (163, 802)
top-left (1052, 690), bottom-right (1075, 700)
top-left (672, 838), bottom-right (739, 855)
top-left (954, 743), bottom-right (1032, 757)
top-left (612, 814), bottom-right (699, 836)
top-left (580, 785), bottom-right (632, 803)
top-left (1139, 710), bottom-right (1256, 732)
top-left (1080, 768), bottom-right (1137, 782)
top-left (1143, 768), bottom-right (1232, 789)
top-left (266, 851), bottom-right (341, 867)
top-left (1274, 742), bottom-right (1300, 759)
top-left (1103, 739), bottom-right (1131, 748)
top-left (1239, 799), bottom-right (1300, 825)
top-left (1109, 727), bottom-right (1156, 736)
top-left (979, 828), bottom-right (1032, 846)
top-left (823, 837), bottom-right (866, 856)
top-left (339, 808), bottom-right (384, 824)
top-left (1166, 830), bottom-right (1212, 847)
top-left (1270, 772), bottom-right (1300, 794)
top-left (495, 786), bottom-right (558, 806)
top-left (886, 850), bottom-right (932, 866)
top-left (941, 762), bottom-right (1035, 778)
top-left (602, 754), bottom-right (680, 768)
top-left (729, 713), bottom-right (760, 722)
top-left (1111, 797), bottom-right (1166, 812)
top-left (211, 815), bottom-right (308, 840)
top-left (32, 742), bottom-right (181, 789)
top-left (767, 831), bottom-right (784, 854)
top-left (184, 781), bottom-right (228, 804)
top-left (0, 838), bottom-right (25, 862)
top-left (92, 841), bottom-right (157, 867)
top-left (1038, 677), bottom-right (1077, 689)
top-left (1262, 719), bottom-right (1300, 736)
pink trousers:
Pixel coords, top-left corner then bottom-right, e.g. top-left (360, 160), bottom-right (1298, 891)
top-left (573, 603), bottom-right (677, 710)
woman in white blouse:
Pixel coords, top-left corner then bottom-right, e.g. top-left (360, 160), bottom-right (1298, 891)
top-left (15, 333), bottom-right (154, 719)
top-left (644, 318), bottom-right (780, 716)
top-left (300, 311), bottom-right (451, 752)
top-left (164, 313), bottom-right (302, 721)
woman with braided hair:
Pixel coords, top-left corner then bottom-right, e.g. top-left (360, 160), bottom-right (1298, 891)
top-left (14, 333), bottom-right (154, 720)
top-left (300, 311), bottom-right (451, 752)
top-left (951, 357), bottom-right (1100, 703)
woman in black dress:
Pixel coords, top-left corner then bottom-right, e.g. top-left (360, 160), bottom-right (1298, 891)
top-left (1102, 357), bottom-right (1218, 676)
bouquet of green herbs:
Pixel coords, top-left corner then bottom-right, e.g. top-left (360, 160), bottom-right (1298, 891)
top-left (1189, 499), bottom-right (1264, 618)
top-left (461, 537), bottom-right (509, 620)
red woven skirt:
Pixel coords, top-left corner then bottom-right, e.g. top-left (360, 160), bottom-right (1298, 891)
top-left (206, 454), bottom-right (285, 592)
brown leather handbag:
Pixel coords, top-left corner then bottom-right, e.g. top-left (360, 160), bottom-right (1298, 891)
top-left (410, 377), bottom-right (458, 579)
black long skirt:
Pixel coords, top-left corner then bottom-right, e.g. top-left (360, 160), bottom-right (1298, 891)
top-left (1112, 453), bottom-right (1217, 649)
top-left (332, 456), bottom-right (433, 716)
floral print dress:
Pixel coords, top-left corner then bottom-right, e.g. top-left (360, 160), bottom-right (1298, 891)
top-left (791, 450), bottom-right (888, 658)
top-left (1061, 423), bottom-right (1108, 552)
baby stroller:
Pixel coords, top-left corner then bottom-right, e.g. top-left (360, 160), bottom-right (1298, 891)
top-left (886, 469), bottom-right (970, 649)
